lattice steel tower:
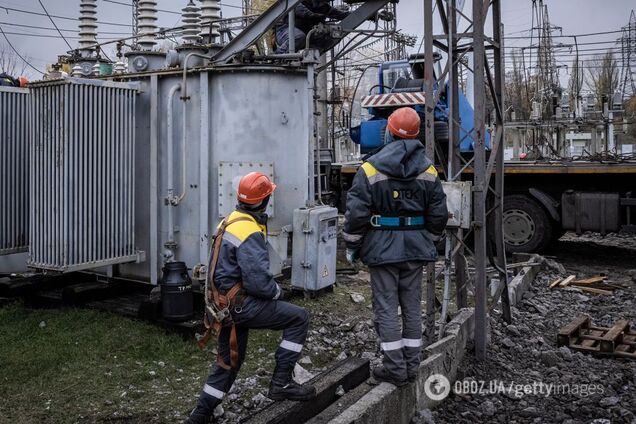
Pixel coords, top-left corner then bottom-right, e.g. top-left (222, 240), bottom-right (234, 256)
top-left (619, 10), bottom-right (636, 100)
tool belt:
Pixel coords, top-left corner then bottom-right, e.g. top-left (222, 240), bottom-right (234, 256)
top-left (198, 215), bottom-right (253, 370)
top-left (369, 214), bottom-right (426, 230)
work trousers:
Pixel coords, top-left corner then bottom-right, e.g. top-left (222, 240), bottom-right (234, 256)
top-left (370, 261), bottom-right (424, 381)
top-left (274, 26), bottom-right (333, 53)
top-left (195, 298), bottom-right (309, 414)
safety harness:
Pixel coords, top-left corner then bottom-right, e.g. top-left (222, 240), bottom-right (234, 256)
top-left (198, 215), bottom-right (253, 370)
top-left (369, 215), bottom-right (426, 230)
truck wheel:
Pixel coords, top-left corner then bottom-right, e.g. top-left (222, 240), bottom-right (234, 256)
top-left (503, 195), bottom-right (553, 253)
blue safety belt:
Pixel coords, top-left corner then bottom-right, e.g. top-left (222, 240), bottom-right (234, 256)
top-left (369, 215), bottom-right (425, 229)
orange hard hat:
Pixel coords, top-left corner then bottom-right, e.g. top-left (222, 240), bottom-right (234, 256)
top-left (18, 76), bottom-right (28, 88)
top-left (237, 172), bottom-right (276, 205)
top-left (387, 107), bottom-right (420, 139)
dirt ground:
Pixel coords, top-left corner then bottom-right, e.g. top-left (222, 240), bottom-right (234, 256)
top-left (2, 232), bottom-right (635, 423)
top-left (432, 233), bottom-right (636, 424)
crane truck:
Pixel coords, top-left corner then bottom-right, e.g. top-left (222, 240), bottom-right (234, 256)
top-left (329, 54), bottom-right (636, 253)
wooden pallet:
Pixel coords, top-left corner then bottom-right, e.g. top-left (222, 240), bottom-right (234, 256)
top-left (557, 315), bottom-right (636, 359)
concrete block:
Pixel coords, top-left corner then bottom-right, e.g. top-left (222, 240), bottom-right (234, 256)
top-left (508, 264), bottom-right (540, 306)
top-left (327, 382), bottom-right (414, 424)
top-left (244, 358), bottom-right (369, 424)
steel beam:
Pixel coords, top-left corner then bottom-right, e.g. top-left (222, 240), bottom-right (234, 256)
top-left (423, 0), bottom-right (436, 346)
top-left (212, 0), bottom-right (304, 62)
top-left (492, 0), bottom-right (511, 323)
top-left (472, 0), bottom-right (488, 360)
top-left (447, 0), bottom-right (467, 309)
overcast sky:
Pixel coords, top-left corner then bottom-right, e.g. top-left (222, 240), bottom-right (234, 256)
top-left (1, 0), bottom-right (634, 84)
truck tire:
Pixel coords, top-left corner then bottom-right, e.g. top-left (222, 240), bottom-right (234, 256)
top-left (503, 195), bottom-right (553, 253)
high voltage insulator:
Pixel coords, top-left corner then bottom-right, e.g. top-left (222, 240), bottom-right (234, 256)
top-left (137, 0), bottom-right (158, 51)
top-left (78, 0), bottom-right (98, 56)
top-left (182, 1), bottom-right (202, 45)
top-left (200, 0), bottom-right (221, 43)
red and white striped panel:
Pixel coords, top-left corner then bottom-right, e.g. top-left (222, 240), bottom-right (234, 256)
top-left (361, 92), bottom-right (426, 108)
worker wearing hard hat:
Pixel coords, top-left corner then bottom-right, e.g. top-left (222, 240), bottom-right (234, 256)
top-left (0, 73), bottom-right (28, 88)
top-left (275, 0), bottom-right (349, 53)
top-left (343, 107), bottom-right (448, 386)
top-left (185, 172), bottom-right (315, 424)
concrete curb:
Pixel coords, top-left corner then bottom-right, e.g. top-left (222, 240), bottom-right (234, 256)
top-left (327, 264), bottom-right (536, 424)
top-left (507, 254), bottom-right (541, 306)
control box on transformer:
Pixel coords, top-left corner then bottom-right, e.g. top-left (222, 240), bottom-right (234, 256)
top-left (291, 206), bottom-right (338, 292)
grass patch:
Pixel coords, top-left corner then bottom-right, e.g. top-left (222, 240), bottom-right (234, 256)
top-left (0, 302), bottom-right (282, 424)
top-left (0, 279), bottom-right (375, 424)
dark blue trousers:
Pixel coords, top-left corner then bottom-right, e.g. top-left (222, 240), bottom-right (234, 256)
top-left (194, 298), bottom-right (309, 414)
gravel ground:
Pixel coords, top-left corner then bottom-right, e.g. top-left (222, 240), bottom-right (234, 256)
top-left (432, 235), bottom-right (636, 424)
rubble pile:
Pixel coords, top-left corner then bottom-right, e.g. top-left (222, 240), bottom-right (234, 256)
top-left (432, 238), bottom-right (636, 424)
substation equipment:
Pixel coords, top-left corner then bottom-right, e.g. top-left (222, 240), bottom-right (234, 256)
top-left (0, 1), bottom-right (395, 297)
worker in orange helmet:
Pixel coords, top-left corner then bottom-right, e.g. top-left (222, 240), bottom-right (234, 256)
top-left (18, 76), bottom-right (28, 88)
top-left (343, 107), bottom-right (448, 386)
top-left (186, 172), bottom-right (315, 424)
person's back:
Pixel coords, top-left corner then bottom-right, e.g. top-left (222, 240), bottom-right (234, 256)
top-left (343, 107), bottom-right (447, 386)
top-left (348, 137), bottom-right (447, 266)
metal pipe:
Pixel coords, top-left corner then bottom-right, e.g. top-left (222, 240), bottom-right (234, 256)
top-left (175, 99), bottom-right (188, 203)
top-left (182, 52), bottom-right (213, 101)
top-left (288, 10), bottom-right (295, 53)
top-left (165, 82), bottom-right (182, 258)
top-left (305, 27), bottom-right (318, 52)
top-left (199, 72), bottom-right (210, 266)
top-left (307, 60), bottom-right (316, 206)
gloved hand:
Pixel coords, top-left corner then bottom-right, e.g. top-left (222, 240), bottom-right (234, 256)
top-left (274, 284), bottom-right (291, 301)
top-left (346, 248), bottom-right (360, 265)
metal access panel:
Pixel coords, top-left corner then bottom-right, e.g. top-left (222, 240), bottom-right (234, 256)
top-left (561, 192), bottom-right (620, 234)
top-left (442, 181), bottom-right (472, 229)
top-left (291, 206), bottom-right (338, 291)
top-left (0, 87), bottom-right (30, 255)
top-left (28, 78), bottom-right (143, 272)
top-left (217, 161), bottom-right (275, 218)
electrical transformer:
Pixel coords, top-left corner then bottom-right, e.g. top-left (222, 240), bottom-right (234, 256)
top-left (291, 206), bottom-right (338, 291)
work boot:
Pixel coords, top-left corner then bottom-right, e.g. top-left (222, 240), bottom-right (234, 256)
top-left (267, 367), bottom-right (316, 401)
top-left (372, 366), bottom-right (408, 387)
top-left (407, 371), bottom-right (418, 383)
top-left (183, 407), bottom-right (210, 424)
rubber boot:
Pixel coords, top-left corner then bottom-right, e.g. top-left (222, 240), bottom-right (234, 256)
top-left (184, 396), bottom-right (219, 424)
top-left (183, 406), bottom-right (210, 424)
top-left (267, 367), bottom-right (316, 401)
top-left (372, 366), bottom-right (408, 387)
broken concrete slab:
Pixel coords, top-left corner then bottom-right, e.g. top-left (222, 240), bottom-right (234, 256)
top-left (243, 358), bottom-right (370, 424)
top-left (508, 261), bottom-right (541, 306)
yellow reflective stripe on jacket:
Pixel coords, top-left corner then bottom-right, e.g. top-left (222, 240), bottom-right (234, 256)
top-left (361, 162), bottom-right (377, 178)
top-left (361, 162), bottom-right (389, 185)
top-left (425, 165), bottom-right (438, 177)
top-left (220, 211), bottom-right (266, 247)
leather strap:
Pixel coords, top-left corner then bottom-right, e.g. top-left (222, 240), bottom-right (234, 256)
top-left (199, 215), bottom-right (256, 370)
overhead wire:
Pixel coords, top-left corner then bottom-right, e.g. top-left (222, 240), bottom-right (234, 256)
top-left (0, 5), bottom-right (132, 27)
top-left (0, 24), bottom-right (44, 74)
top-left (37, 0), bottom-right (72, 50)
top-left (0, 20), bottom-right (129, 35)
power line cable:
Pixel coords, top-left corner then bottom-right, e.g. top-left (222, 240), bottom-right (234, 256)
top-left (0, 24), bottom-right (44, 74)
top-left (0, 5), bottom-right (132, 27)
top-left (103, 0), bottom-right (249, 12)
top-left (0, 20), bottom-right (129, 34)
top-left (37, 0), bottom-right (72, 49)
top-left (505, 29), bottom-right (625, 40)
